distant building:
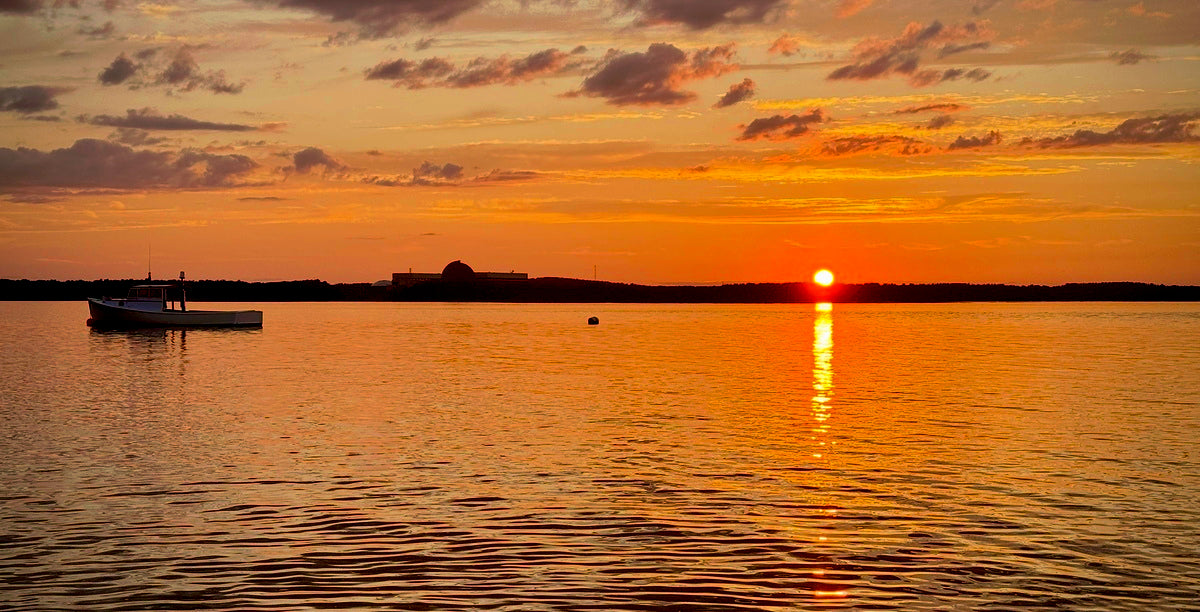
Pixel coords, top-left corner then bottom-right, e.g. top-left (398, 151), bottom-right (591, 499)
top-left (392, 260), bottom-right (529, 287)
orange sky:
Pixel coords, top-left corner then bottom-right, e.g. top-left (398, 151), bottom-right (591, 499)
top-left (0, 0), bottom-right (1197, 284)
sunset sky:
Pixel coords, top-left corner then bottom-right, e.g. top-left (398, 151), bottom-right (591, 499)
top-left (1, 0), bottom-right (1197, 284)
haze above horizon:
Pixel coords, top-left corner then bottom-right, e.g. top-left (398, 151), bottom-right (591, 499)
top-left (1, 0), bottom-right (1197, 285)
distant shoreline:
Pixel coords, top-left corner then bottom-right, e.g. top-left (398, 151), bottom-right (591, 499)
top-left (2, 278), bottom-right (1198, 303)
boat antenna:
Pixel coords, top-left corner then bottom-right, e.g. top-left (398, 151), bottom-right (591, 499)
top-left (146, 244), bottom-right (152, 281)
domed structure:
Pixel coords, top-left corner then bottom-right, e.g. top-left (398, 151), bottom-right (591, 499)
top-left (441, 260), bottom-right (476, 282)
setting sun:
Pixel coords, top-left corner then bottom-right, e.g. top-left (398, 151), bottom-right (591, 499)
top-left (814, 269), bottom-right (835, 287)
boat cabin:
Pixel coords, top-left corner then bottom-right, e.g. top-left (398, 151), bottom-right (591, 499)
top-left (112, 284), bottom-right (188, 312)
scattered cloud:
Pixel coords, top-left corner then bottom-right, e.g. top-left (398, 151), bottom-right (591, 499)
top-left (0, 85), bottom-right (68, 114)
top-left (78, 20), bottom-right (116, 39)
top-left (907, 67), bottom-right (991, 88)
top-left (361, 162), bottom-right (542, 188)
top-left (948, 130), bottom-right (1002, 150)
top-left (98, 48), bottom-right (245, 94)
top-left (827, 20), bottom-right (994, 87)
top-left (714, 78), bottom-right (755, 108)
top-left (768, 33), bottom-right (805, 56)
top-left (972, 0), bottom-right (1001, 15)
top-left (109, 128), bottom-right (167, 146)
top-left (291, 147), bottom-right (345, 174)
top-left (926, 114), bottom-right (955, 129)
top-left (365, 47), bottom-right (587, 89)
top-left (79, 108), bottom-right (259, 131)
top-left (1110, 49), bottom-right (1155, 65)
top-left (819, 135), bottom-right (932, 156)
top-left (835, 0), bottom-right (874, 19)
top-left (251, 0), bottom-right (487, 39)
top-left (1023, 113), bottom-right (1200, 148)
top-left (0, 139), bottom-right (258, 190)
top-left (1127, 2), bottom-right (1170, 18)
top-left (737, 109), bottom-right (826, 141)
top-left (156, 48), bottom-right (244, 94)
top-left (99, 53), bottom-right (138, 85)
top-left (568, 43), bottom-right (738, 106)
top-left (620, 0), bottom-right (788, 29)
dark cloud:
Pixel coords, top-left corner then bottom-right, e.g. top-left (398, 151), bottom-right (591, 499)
top-left (98, 49), bottom-right (244, 94)
top-left (714, 78), bottom-right (755, 108)
top-left (99, 54), bottom-right (138, 85)
top-left (907, 67), bottom-right (991, 87)
top-left (1024, 113), bottom-right (1199, 148)
top-left (80, 107), bottom-right (257, 131)
top-left (938, 41), bottom-right (990, 58)
top-left (569, 43), bottom-right (737, 107)
top-left (620, 0), bottom-right (788, 29)
top-left (972, 0), bottom-right (1000, 15)
top-left (820, 135), bottom-right (931, 156)
top-left (365, 57), bottom-right (453, 85)
top-left (926, 114), bottom-right (955, 129)
top-left (0, 138), bottom-right (258, 190)
top-left (1110, 49), bottom-right (1155, 65)
top-left (413, 161), bottom-right (463, 184)
top-left (256, 0), bottom-right (486, 39)
top-left (736, 109), bottom-right (826, 141)
top-left (0, 85), bottom-right (67, 114)
top-left (291, 147), bottom-right (345, 174)
top-left (0, 0), bottom-right (42, 14)
top-left (367, 47), bottom-right (589, 90)
top-left (948, 130), bottom-right (1002, 150)
top-left (157, 49), bottom-right (244, 94)
top-left (828, 20), bottom-right (993, 87)
top-left (893, 102), bottom-right (969, 114)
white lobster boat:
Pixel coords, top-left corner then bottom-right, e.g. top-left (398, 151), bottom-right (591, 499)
top-left (87, 275), bottom-right (262, 328)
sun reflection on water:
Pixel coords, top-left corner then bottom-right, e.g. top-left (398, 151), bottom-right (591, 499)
top-left (811, 302), bottom-right (833, 457)
top-left (809, 302), bottom-right (844, 600)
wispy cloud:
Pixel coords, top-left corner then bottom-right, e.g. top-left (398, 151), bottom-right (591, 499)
top-left (365, 47), bottom-right (588, 89)
top-left (78, 108), bottom-right (262, 132)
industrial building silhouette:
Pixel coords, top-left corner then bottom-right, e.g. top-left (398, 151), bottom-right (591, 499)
top-left (392, 261), bottom-right (528, 287)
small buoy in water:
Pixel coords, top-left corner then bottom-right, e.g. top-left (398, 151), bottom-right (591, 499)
top-left (587, 316), bottom-right (599, 325)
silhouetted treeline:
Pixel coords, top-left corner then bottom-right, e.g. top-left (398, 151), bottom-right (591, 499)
top-left (1, 277), bottom-right (1197, 303)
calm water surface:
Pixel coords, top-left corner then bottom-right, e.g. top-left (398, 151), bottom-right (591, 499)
top-left (1, 301), bottom-right (1198, 611)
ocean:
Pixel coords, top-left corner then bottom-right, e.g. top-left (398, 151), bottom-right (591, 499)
top-left (1, 301), bottom-right (1198, 610)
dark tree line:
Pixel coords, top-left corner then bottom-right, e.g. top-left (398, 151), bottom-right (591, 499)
top-left (2, 277), bottom-right (1196, 303)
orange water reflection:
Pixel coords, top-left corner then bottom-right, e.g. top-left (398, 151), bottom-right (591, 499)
top-left (811, 303), bottom-right (833, 459)
top-left (810, 302), bottom-right (844, 600)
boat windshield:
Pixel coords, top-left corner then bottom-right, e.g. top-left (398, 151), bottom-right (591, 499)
top-left (128, 286), bottom-right (171, 300)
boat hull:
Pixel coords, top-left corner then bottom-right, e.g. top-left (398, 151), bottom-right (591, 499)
top-left (87, 298), bottom-right (262, 328)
